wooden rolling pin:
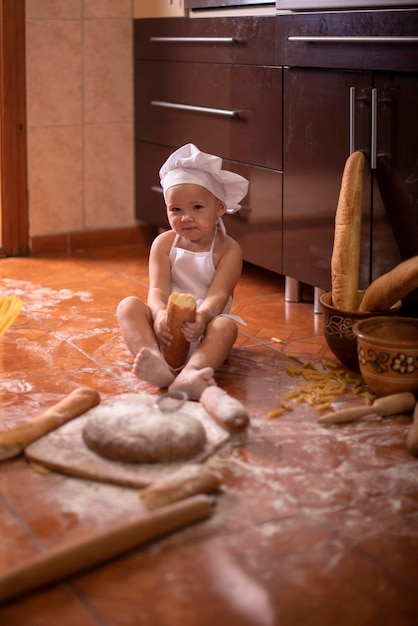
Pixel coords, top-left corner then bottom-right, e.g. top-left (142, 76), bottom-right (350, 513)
top-left (0, 494), bottom-right (214, 604)
top-left (318, 392), bottom-right (416, 425)
top-left (0, 386), bottom-right (100, 461)
top-left (200, 387), bottom-right (250, 433)
top-left (406, 400), bottom-right (418, 456)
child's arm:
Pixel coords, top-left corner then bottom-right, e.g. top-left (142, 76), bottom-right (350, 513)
top-left (147, 232), bottom-right (174, 347)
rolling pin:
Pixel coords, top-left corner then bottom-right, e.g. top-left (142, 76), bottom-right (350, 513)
top-left (0, 386), bottom-right (100, 461)
top-left (0, 494), bottom-right (214, 604)
top-left (200, 386), bottom-right (250, 433)
top-left (406, 400), bottom-right (418, 456)
top-left (318, 392), bottom-right (416, 425)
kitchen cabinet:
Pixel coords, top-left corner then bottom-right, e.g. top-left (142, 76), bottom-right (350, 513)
top-left (134, 9), bottom-right (418, 292)
top-left (283, 68), bottom-right (372, 292)
top-left (281, 8), bottom-right (418, 292)
top-left (134, 17), bottom-right (283, 274)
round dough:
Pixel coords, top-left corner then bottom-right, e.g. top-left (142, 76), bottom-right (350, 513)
top-left (82, 404), bottom-right (207, 464)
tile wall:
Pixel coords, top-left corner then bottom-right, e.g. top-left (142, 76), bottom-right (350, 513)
top-left (25, 0), bottom-right (136, 238)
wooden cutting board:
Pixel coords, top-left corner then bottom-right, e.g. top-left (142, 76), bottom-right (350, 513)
top-left (25, 393), bottom-right (230, 489)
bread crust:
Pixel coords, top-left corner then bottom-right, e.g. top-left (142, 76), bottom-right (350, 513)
top-left (163, 292), bottom-right (196, 369)
top-left (139, 465), bottom-right (221, 509)
top-left (359, 255), bottom-right (418, 312)
top-left (331, 151), bottom-right (365, 311)
top-left (0, 387), bottom-right (100, 460)
top-left (82, 408), bottom-right (207, 463)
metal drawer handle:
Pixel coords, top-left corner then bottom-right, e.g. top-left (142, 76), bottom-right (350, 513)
top-left (349, 86), bottom-right (356, 155)
top-left (151, 100), bottom-right (239, 118)
top-left (151, 185), bottom-right (163, 194)
top-left (371, 88), bottom-right (378, 170)
top-left (288, 36), bottom-right (418, 44)
top-left (150, 36), bottom-right (238, 44)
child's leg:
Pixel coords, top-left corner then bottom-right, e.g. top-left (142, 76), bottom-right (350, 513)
top-left (169, 316), bottom-right (238, 400)
top-left (116, 296), bottom-right (175, 388)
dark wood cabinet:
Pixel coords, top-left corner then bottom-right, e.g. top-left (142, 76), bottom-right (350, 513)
top-left (283, 68), bottom-right (372, 292)
top-left (281, 9), bottom-right (418, 291)
top-left (372, 72), bottom-right (418, 280)
top-left (134, 9), bottom-right (418, 289)
top-left (134, 17), bottom-right (283, 274)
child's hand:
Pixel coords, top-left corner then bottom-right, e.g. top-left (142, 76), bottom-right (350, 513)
top-left (182, 313), bottom-right (207, 343)
top-left (153, 310), bottom-right (172, 347)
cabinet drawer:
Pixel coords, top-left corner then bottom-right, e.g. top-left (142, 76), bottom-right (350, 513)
top-left (281, 8), bottom-right (418, 71)
top-left (135, 61), bottom-right (282, 170)
top-left (135, 16), bottom-right (279, 65)
top-left (135, 141), bottom-right (282, 274)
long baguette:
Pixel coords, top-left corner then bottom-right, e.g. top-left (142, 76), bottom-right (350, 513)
top-left (331, 151), bottom-right (365, 311)
top-left (163, 292), bottom-right (196, 369)
top-left (359, 255), bottom-right (418, 312)
top-left (0, 386), bottom-right (100, 460)
top-left (140, 465), bottom-right (221, 510)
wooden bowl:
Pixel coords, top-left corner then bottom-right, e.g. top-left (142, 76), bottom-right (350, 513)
top-left (353, 316), bottom-right (418, 396)
top-left (319, 291), bottom-right (401, 370)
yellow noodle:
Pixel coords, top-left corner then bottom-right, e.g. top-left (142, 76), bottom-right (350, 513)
top-left (315, 402), bottom-right (332, 411)
top-left (267, 408), bottom-right (285, 419)
top-left (286, 353), bottom-right (302, 362)
top-left (280, 401), bottom-right (293, 411)
top-left (0, 295), bottom-right (22, 336)
top-left (269, 356), bottom-right (368, 418)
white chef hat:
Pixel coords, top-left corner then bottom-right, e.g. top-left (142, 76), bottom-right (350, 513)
top-left (159, 143), bottom-right (249, 213)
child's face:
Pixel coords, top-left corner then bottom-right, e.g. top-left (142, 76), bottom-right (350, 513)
top-left (165, 184), bottom-right (226, 241)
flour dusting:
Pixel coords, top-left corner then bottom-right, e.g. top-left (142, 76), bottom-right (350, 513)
top-left (0, 278), bottom-right (93, 315)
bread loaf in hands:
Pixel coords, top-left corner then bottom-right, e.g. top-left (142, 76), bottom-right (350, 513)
top-left (163, 292), bottom-right (197, 369)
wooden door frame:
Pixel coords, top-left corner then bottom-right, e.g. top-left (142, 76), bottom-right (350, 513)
top-left (0, 0), bottom-right (29, 257)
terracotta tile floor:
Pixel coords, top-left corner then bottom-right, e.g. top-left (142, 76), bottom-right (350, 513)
top-left (0, 246), bottom-right (417, 625)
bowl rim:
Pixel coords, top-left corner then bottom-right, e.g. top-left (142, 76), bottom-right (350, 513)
top-left (353, 316), bottom-right (418, 346)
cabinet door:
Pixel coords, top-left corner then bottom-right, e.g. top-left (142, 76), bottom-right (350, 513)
top-left (372, 71), bottom-right (418, 280)
top-left (283, 67), bottom-right (371, 291)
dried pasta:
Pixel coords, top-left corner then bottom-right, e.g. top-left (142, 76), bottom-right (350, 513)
top-left (0, 295), bottom-right (22, 336)
top-left (267, 357), bottom-right (370, 418)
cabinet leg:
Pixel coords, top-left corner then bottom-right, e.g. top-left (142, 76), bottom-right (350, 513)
top-left (285, 277), bottom-right (302, 302)
top-left (314, 287), bottom-right (325, 314)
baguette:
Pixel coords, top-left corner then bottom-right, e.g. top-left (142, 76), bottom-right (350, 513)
top-left (163, 292), bottom-right (196, 369)
top-left (139, 464), bottom-right (221, 510)
top-left (0, 386), bottom-right (100, 461)
top-left (331, 151), bottom-right (365, 311)
top-left (359, 256), bottom-right (418, 312)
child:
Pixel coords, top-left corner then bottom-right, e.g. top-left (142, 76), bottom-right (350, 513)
top-left (117, 143), bottom-right (249, 401)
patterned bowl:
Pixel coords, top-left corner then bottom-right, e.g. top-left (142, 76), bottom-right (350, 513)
top-left (353, 316), bottom-right (418, 396)
top-left (319, 291), bottom-right (401, 370)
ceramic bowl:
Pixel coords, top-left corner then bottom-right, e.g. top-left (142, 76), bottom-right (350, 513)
top-left (353, 316), bottom-right (418, 396)
top-left (319, 291), bottom-right (401, 369)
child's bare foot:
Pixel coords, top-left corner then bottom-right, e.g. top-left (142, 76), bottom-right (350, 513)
top-left (132, 348), bottom-right (175, 388)
top-left (169, 366), bottom-right (216, 401)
